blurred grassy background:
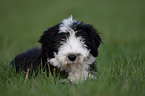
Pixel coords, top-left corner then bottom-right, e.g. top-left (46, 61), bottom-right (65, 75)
top-left (0, 0), bottom-right (145, 96)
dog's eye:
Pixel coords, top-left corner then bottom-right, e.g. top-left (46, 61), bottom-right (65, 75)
top-left (61, 32), bottom-right (69, 36)
top-left (75, 30), bottom-right (87, 37)
top-left (57, 33), bottom-right (70, 41)
top-left (65, 32), bottom-right (70, 37)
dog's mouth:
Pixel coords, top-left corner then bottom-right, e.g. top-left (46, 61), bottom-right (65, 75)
top-left (63, 61), bottom-right (81, 72)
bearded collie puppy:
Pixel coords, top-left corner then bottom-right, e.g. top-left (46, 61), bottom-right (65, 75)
top-left (11, 16), bottom-right (102, 82)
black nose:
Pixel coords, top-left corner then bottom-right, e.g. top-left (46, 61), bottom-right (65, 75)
top-left (68, 54), bottom-right (77, 61)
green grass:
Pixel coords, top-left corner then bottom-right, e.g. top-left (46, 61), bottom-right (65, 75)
top-left (0, 0), bottom-right (145, 96)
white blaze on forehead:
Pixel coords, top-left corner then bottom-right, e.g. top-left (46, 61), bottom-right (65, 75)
top-left (58, 16), bottom-right (90, 57)
top-left (59, 15), bottom-right (77, 33)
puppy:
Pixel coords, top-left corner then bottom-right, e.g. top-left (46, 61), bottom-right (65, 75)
top-left (11, 16), bottom-right (102, 82)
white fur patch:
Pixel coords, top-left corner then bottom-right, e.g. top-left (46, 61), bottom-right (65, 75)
top-left (59, 15), bottom-right (77, 34)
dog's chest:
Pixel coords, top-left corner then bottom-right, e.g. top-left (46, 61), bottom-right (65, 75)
top-left (65, 63), bottom-right (89, 82)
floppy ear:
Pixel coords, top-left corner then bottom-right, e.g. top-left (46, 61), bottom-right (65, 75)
top-left (77, 23), bottom-right (102, 57)
top-left (39, 24), bottom-right (60, 60)
top-left (86, 24), bottom-right (102, 57)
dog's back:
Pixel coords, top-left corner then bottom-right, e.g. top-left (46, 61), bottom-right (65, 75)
top-left (11, 47), bottom-right (42, 72)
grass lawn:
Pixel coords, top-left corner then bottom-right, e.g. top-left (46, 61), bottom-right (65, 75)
top-left (0, 0), bottom-right (144, 96)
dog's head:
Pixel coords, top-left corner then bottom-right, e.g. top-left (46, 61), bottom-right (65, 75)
top-left (39, 16), bottom-right (102, 72)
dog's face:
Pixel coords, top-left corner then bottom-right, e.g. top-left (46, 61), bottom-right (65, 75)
top-left (39, 16), bottom-right (101, 72)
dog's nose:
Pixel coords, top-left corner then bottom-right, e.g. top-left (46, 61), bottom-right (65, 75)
top-left (68, 54), bottom-right (77, 61)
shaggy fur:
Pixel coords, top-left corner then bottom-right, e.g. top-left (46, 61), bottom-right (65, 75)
top-left (11, 16), bottom-right (102, 82)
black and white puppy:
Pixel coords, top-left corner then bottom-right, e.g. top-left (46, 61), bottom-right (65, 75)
top-left (11, 16), bottom-right (102, 82)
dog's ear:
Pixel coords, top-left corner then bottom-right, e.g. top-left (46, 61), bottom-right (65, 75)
top-left (39, 24), bottom-right (60, 59)
top-left (77, 23), bottom-right (102, 57)
top-left (39, 24), bottom-right (59, 44)
top-left (87, 24), bottom-right (102, 57)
